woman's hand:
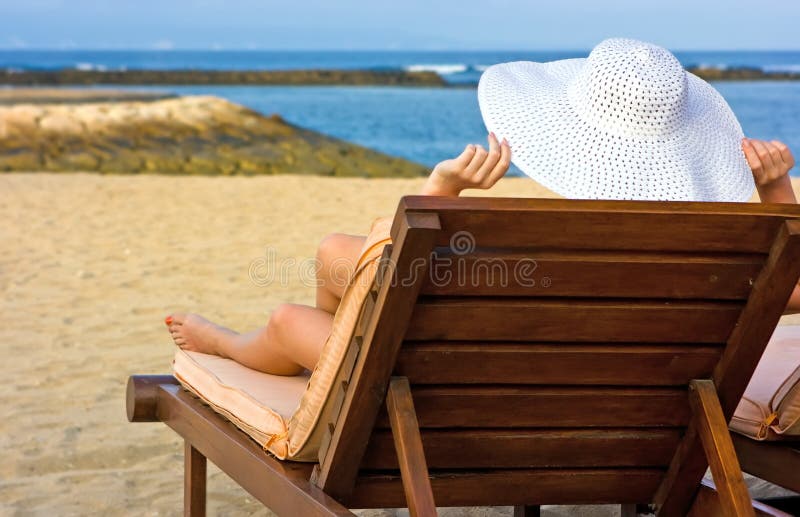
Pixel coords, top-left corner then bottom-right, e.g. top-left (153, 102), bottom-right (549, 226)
top-left (421, 133), bottom-right (511, 196)
top-left (742, 138), bottom-right (797, 203)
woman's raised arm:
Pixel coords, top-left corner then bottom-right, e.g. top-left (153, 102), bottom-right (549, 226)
top-left (742, 138), bottom-right (800, 313)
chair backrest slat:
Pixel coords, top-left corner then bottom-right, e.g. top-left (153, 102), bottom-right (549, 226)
top-left (406, 196), bottom-right (797, 252)
top-left (395, 342), bottom-right (723, 385)
top-left (420, 249), bottom-right (764, 299)
top-left (361, 428), bottom-right (684, 470)
top-left (407, 297), bottom-right (743, 343)
top-left (372, 385), bottom-right (691, 428)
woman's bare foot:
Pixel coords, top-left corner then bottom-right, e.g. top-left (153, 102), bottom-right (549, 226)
top-left (164, 313), bottom-right (238, 356)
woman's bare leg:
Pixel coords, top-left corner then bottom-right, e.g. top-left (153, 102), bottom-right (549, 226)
top-left (315, 233), bottom-right (366, 313)
top-left (165, 232), bottom-right (366, 375)
top-left (167, 304), bottom-right (333, 375)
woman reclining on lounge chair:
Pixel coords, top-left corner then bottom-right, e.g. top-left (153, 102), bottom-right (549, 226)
top-left (164, 38), bottom-right (800, 376)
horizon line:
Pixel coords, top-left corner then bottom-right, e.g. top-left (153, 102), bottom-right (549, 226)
top-left (1, 47), bottom-right (800, 53)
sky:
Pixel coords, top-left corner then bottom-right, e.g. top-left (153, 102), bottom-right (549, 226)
top-left (0, 0), bottom-right (798, 51)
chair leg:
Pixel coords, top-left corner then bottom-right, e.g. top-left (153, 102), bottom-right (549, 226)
top-left (514, 505), bottom-right (541, 517)
top-left (688, 380), bottom-right (755, 517)
top-left (690, 480), bottom-right (791, 517)
top-left (386, 377), bottom-right (436, 517)
top-left (184, 441), bottom-right (207, 517)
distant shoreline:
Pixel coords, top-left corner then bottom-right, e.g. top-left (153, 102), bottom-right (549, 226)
top-left (0, 69), bottom-right (447, 87)
top-left (0, 66), bottom-right (799, 87)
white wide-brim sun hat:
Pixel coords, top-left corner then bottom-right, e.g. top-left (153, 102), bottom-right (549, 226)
top-left (478, 38), bottom-right (755, 202)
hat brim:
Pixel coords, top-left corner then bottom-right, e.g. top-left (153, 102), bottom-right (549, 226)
top-left (478, 59), bottom-right (755, 202)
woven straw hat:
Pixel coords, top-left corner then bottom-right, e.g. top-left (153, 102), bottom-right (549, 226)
top-left (478, 38), bottom-right (755, 201)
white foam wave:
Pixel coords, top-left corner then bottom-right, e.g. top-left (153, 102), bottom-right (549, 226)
top-left (75, 62), bottom-right (108, 72)
top-left (694, 63), bottom-right (729, 71)
top-left (693, 63), bottom-right (800, 74)
top-left (763, 64), bottom-right (800, 73)
top-left (405, 64), bottom-right (468, 75)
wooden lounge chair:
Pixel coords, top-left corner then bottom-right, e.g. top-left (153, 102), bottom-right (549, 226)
top-left (127, 196), bottom-right (800, 516)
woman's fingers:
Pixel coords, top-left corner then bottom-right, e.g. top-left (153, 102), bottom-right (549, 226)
top-left (750, 139), bottom-right (776, 172)
top-left (452, 144), bottom-right (476, 169)
top-left (474, 133), bottom-right (502, 183)
top-left (765, 141), bottom-right (786, 170)
top-left (744, 138), bottom-right (774, 185)
top-left (744, 137), bottom-right (797, 187)
top-left (742, 139), bottom-right (763, 175)
top-left (483, 139), bottom-right (512, 187)
top-left (772, 140), bottom-right (795, 170)
top-left (438, 135), bottom-right (510, 192)
top-left (463, 144), bottom-right (488, 176)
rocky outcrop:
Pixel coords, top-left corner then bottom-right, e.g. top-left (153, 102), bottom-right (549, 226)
top-left (0, 69), bottom-right (447, 87)
top-left (0, 95), bottom-right (428, 176)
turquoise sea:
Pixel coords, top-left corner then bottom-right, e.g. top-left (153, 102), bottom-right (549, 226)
top-left (2, 50), bottom-right (799, 174)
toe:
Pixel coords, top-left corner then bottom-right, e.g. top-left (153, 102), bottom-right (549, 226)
top-left (169, 325), bottom-right (186, 347)
top-left (165, 313), bottom-right (187, 327)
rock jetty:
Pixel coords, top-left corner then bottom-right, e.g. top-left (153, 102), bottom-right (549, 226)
top-left (0, 69), bottom-right (447, 87)
top-left (0, 95), bottom-right (428, 176)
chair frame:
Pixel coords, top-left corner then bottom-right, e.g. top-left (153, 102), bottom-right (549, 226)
top-left (128, 196), bottom-right (800, 517)
top-left (733, 434), bottom-right (800, 494)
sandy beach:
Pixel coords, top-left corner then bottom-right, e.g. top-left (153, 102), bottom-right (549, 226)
top-left (1, 173), bottom-right (798, 516)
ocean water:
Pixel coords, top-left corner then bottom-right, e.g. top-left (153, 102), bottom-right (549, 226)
top-left (151, 85), bottom-right (487, 169)
top-left (2, 50), bottom-right (799, 175)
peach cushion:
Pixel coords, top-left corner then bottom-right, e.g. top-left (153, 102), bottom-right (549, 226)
top-left (287, 216), bottom-right (393, 460)
top-left (731, 326), bottom-right (800, 441)
top-left (172, 216), bottom-right (393, 460)
top-left (173, 349), bottom-right (310, 458)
